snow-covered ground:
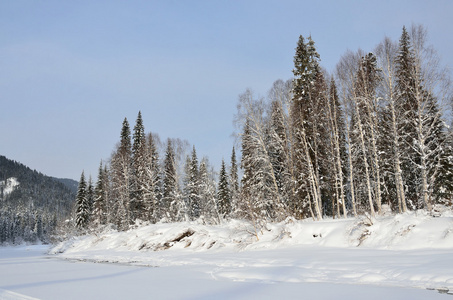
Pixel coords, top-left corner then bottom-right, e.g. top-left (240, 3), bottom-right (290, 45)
top-left (0, 177), bottom-right (19, 196)
top-left (1, 210), bottom-right (453, 299)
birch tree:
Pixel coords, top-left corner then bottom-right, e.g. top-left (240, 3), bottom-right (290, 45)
top-left (326, 77), bottom-right (348, 218)
top-left (375, 36), bottom-right (408, 212)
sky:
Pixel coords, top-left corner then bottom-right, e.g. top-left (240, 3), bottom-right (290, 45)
top-left (1, 0), bottom-right (453, 181)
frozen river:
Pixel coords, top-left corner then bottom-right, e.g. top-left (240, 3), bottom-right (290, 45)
top-left (0, 246), bottom-right (450, 299)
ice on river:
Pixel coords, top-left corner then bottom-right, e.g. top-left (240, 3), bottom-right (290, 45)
top-left (0, 245), bottom-right (451, 299)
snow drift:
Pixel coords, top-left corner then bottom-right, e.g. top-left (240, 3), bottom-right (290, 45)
top-left (52, 209), bottom-right (453, 255)
top-left (48, 210), bottom-right (453, 294)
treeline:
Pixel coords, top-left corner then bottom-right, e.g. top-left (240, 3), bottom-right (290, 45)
top-left (236, 24), bottom-right (453, 224)
top-left (75, 24), bottom-right (453, 232)
top-left (0, 155), bottom-right (75, 244)
top-left (75, 112), bottom-right (222, 230)
top-left (0, 206), bottom-right (57, 244)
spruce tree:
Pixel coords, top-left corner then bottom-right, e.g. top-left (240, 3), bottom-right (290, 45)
top-left (188, 146), bottom-right (200, 219)
top-left (394, 25), bottom-right (452, 211)
top-left (182, 154), bottom-right (192, 220)
top-left (198, 158), bottom-right (218, 223)
top-left (229, 147), bottom-right (239, 217)
top-left (375, 37), bottom-right (408, 214)
top-left (93, 161), bottom-right (106, 226)
top-left (437, 130), bottom-right (453, 205)
top-left (290, 35), bottom-right (323, 220)
top-left (217, 159), bottom-right (231, 218)
top-left (110, 118), bottom-right (132, 229)
top-left (86, 176), bottom-right (94, 226)
top-left (395, 26), bottom-right (419, 209)
top-left (144, 133), bottom-right (161, 222)
top-left (268, 100), bottom-right (288, 201)
top-left (130, 111), bottom-right (147, 221)
top-left (75, 172), bottom-right (90, 229)
top-left (239, 119), bottom-right (256, 219)
top-left (163, 139), bottom-right (178, 221)
top-left (423, 94), bottom-right (453, 205)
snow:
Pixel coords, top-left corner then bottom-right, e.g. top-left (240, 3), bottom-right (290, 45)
top-left (1, 211), bottom-right (453, 299)
top-left (0, 289), bottom-right (39, 300)
top-left (0, 177), bottom-right (19, 196)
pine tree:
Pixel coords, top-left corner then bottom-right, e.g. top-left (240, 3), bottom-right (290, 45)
top-left (217, 159), bottom-right (231, 218)
top-left (75, 172), bottom-right (90, 229)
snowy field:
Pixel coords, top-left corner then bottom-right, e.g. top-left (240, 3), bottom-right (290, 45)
top-left (1, 210), bottom-right (453, 299)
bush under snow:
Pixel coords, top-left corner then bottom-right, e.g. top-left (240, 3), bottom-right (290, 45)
top-left (52, 209), bottom-right (453, 256)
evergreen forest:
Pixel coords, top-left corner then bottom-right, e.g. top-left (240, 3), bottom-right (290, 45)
top-left (0, 155), bottom-right (76, 244)
top-left (73, 25), bottom-right (453, 233)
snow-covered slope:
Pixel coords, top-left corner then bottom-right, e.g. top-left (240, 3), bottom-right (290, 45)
top-left (53, 209), bottom-right (453, 255)
top-left (0, 177), bottom-right (19, 196)
top-left (51, 210), bottom-right (453, 294)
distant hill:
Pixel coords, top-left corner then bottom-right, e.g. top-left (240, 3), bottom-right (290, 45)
top-left (0, 155), bottom-right (76, 244)
top-left (52, 177), bottom-right (79, 194)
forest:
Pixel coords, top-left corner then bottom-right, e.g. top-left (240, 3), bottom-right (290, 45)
top-left (74, 24), bottom-right (453, 232)
top-left (0, 155), bottom-right (76, 244)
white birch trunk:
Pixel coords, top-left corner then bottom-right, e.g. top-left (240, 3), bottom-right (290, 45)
top-left (354, 98), bottom-right (376, 217)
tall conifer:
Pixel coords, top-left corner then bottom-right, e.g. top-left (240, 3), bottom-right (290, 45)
top-left (217, 159), bottom-right (231, 218)
top-left (131, 111), bottom-right (146, 221)
top-left (111, 118), bottom-right (132, 229)
top-left (75, 172), bottom-right (90, 229)
top-left (163, 139), bottom-right (178, 221)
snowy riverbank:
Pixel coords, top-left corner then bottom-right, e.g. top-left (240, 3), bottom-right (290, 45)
top-left (46, 210), bottom-right (453, 297)
top-left (53, 209), bottom-right (453, 255)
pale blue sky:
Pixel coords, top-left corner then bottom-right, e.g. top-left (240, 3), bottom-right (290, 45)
top-left (1, 0), bottom-right (452, 180)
